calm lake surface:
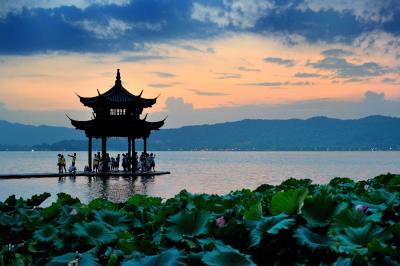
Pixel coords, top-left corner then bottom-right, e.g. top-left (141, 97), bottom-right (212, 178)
top-left (0, 151), bottom-right (399, 205)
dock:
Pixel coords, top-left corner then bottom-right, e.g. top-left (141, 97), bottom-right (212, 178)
top-left (0, 171), bottom-right (170, 179)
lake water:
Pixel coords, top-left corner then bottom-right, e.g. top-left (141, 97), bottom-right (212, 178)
top-left (0, 151), bottom-right (399, 205)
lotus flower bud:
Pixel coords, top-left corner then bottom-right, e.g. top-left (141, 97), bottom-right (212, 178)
top-left (364, 184), bottom-right (369, 190)
top-left (355, 204), bottom-right (368, 212)
top-left (69, 208), bottom-right (78, 215)
top-left (216, 216), bottom-right (226, 228)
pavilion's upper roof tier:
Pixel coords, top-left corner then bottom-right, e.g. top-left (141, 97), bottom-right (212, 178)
top-left (78, 69), bottom-right (157, 108)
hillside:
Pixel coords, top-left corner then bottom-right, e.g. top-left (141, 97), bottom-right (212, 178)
top-left (1, 116), bottom-right (399, 151)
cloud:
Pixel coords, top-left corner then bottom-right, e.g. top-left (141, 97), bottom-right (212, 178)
top-left (307, 55), bottom-right (392, 78)
top-left (189, 89), bottom-right (229, 96)
top-left (263, 57), bottom-right (295, 67)
top-left (382, 77), bottom-right (398, 84)
top-left (244, 81), bottom-right (314, 87)
top-left (75, 18), bottom-right (132, 39)
top-left (297, 0), bottom-right (400, 22)
top-left (0, 0), bottom-right (131, 18)
top-left (215, 72), bottom-right (241, 79)
top-left (321, 49), bottom-right (353, 58)
top-left (191, 0), bottom-right (274, 29)
top-left (294, 72), bottom-right (321, 78)
top-left (120, 55), bottom-right (172, 62)
top-left (148, 82), bottom-right (182, 88)
top-left (153, 72), bottom-right (175, 78)
top-left (342, 78), bottom-right (369, 83)
top-left (237, 66), bottom-right (260, 72)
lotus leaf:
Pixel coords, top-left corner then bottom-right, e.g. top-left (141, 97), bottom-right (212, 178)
top-left (331, 223), bottom-right (390, 255)
top-left (248, 213), bottom-right (295, 248)
top-left (301, 191), bottom-right (347, 226)
top-left (34, 224), bottom-right (58, 242)
top-left (93, 209), bottom-right (130, 232)
top-left (270, 188), bottom-right (308, 215)
top-left (244, 200), bottom-right (263, 221)
top-left (165, 210), bottom-right (212, 241)
top-left (73, 221), bottom-right (117, 245)
top-left (202, 241), bottom-right (256, 266)
top-left (121, 248), bottom-right (186, 266)
top-left (294, 226), bottom-right (330, 250)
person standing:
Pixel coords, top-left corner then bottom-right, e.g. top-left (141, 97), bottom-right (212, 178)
top-left (93, 154), bottom-right (99, 173)
top-left (116, 154), bottom-right (120, 171)
top-left (68, 152), bottom-right (77, 166)
top-left (61, 155), bottom-right (67, 173)
top-left (57, 154), bottom-right (63, 173)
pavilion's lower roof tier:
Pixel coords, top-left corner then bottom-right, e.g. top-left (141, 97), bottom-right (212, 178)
top-left (70, 118), bottom-right (164, 138)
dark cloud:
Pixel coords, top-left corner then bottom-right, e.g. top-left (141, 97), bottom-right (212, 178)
top-left (237, 66), bottom-right (261, 72)
top-left (189, 89), bottom-right (230, 96)
top-left (1, 1), bottom-right (400, 54)
top-left (342, 78), bottom-right (369, 83)
top-left (263, 57), bottom-right (295, 67)
top-left (307, 56), bottom-right (392, 78)
top-left (294, 72), bottom-right (321, 78)
top-left (382, 77), bottom-right (398, 84)
top-left (153, 72), bottom-right (175, 78)
top-left (245, 81), bottom-right (314, 87)
top-left (120, 55), bottom-right (172, 62)
top-left (321, 49), bottom-right (354, 57)
top-left (148, 82), bottom-right (182, 88)
top-left (215, 73), bottom-right (241, 79)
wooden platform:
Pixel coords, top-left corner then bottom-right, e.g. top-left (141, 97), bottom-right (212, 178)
top-left (0, 171), bottom-right (170, 179)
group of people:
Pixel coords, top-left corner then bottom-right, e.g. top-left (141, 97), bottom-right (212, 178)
top-left (57, 153), bottom-right (77, 174)
top-left (57, 152), bottom-right (157, 173)
top-left (92, 152), bottom-right (156, 173)
top-left (92, 152), bottom-right (121, 172)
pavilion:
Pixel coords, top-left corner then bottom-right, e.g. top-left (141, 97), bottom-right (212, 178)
top-left (69, 69), bottom-right (165, 170)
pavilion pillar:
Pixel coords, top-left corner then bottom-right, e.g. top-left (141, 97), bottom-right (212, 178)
top-left (143, 137), bottom-right (147, 154)
top-left (101, 136), bottom-right (107, 162)
top-left (88, 136), bottom-right (92, 171)
top-left (131, 138), bottom-right (136, 172)
top-left (128, 137), bottom-right (132, 170)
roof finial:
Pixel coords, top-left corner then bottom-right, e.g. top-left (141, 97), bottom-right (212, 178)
top-left (116, 69), bottom-right (121, 85)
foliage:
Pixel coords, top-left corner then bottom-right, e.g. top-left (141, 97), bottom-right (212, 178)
top-left (0, 174), bottom-right (399, 265)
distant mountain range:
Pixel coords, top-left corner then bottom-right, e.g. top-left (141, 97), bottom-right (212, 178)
top-left (0, 116), bottom-right (399, 151)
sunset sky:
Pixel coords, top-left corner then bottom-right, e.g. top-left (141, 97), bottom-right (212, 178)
top-left (0, 0), bottom-right (399, 128)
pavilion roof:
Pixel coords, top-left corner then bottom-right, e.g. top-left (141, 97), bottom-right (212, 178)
top-left (77, 69), bottom-right (157, 108)
top-left (69, 117), bottom-right (165, 138)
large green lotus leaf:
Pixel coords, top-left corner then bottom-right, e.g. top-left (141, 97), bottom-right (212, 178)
top-left (331, 223), bottom-right (390, 255)
top-left (388, 175), bottom-right (400, 186)
top-left (202, 241), bottom-right (256, 266)
top-left (329, 177), bottom-right (354, 187)
top-left (88, 198), bottom-right (118, 211)
top-left (248, 213), bottom-right (295, 248)
top-left (301, 191), bottom-right (347, 226)
top-left (331, 208), bottom-right (380, 229)
top-left (121, 248), bottom-right (186, 266)
top-left (165, 210), bottom-right (212, 241)
top-left (79, 251), bottom-right (100, 266)
top-left (332, 257), bottom-right (352, 266)
top-left (46, 252), bottom-right (77, 265)
top-left (294, 226), bottom-right (330, 250)
top-left (270, 188), bottom-right (308, 215)
top-left (56, 193), bottom-right (80, 206)
top-left (34, 224), bottom-right (59, 242)
top-left (93, 209), bottom-right (130, 232)
top-left (73, 221), bottom-right (116, 245)
top-left (352, 189), bottom-right (398, 211)
top-left (244, 200), bottom-right (263, 221)
top-left (279, 178), bottom-right (312, 189)
top-left (125, 194), bottom-right (162, 210)
top-left (118, 232), bottom-right (138, 255)
top-left (367, 238), bottom-right (396, 256)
